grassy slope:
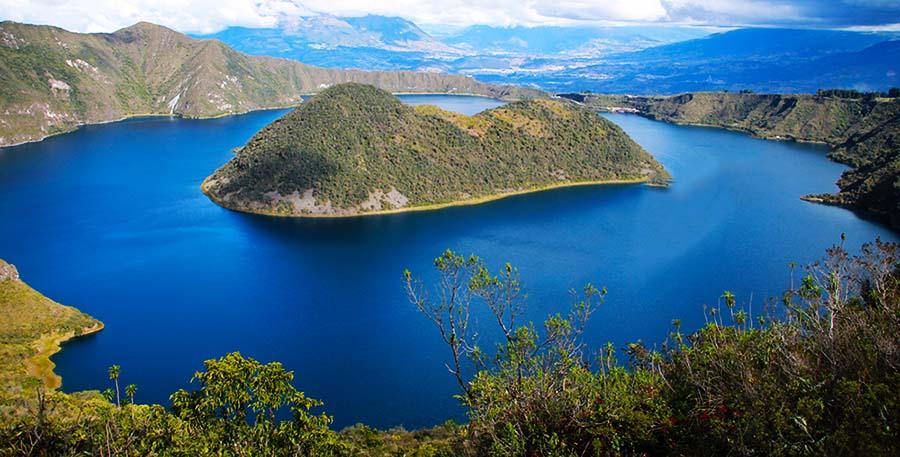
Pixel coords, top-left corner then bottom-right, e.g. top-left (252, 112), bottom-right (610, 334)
top-left (580, 92), bottom-right (900, 228)
top-left (0, 21), bottom-right (542, 147)
top-left (0, 259), bottom-right (101, 397)
top-left (202, 83), bottom-right (669, 217)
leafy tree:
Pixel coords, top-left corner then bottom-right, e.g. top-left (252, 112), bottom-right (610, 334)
top-left (107, 364), bottom-right (120, 407)
top-left (170, 352), bottom-right (345, 455)
top-left (1, 354), bottom-right (346, 456)
top-left (406, 250), bottom-right (669, 455)
top-left (125, 384), bottom-right (137, 404)
top-left (408, 239), bottom-right (900, 456)
top-left (659, 238), bottom-right (899, 455)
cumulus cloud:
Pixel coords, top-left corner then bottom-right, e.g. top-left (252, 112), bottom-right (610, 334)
top-left (663, 0), bottom-right (900, 27)
top-left (0, 0), bottom-right (285, 33)
top-left (1, 0), bottom-right (899, 33)
top-left (533, 0), bottom-right (669, 22)
top-left (661, 0), bottom-right (806, 26)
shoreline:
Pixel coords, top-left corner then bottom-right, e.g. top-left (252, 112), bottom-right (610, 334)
top-left (202, 177), bottom-right (658, 219)
top-left (601, 110), bottom-right (832, 146)
top-left (0, 104), bottom-right (302, 149)
top-left (0, 92), bottom-right (514, 149)
top-left (25, 321), bottom-right (104, 390)
top-left (660, 119), bottom-right (831, 145)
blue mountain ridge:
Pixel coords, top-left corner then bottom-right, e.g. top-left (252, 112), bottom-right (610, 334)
top-left (199, 17), bottom-right (899, 94)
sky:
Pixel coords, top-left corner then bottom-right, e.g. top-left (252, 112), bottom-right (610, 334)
top-left (1, 0), bottom-right (899, 34)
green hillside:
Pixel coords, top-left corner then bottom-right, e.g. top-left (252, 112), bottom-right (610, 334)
top-left (0, 21), bottom-right (541, 147)
top-left (202, 83), bottom-right (669, 217)
top-left (578, 92), bottom-right (900, 228)
top-left (0, 259), bottom-right (100, 396)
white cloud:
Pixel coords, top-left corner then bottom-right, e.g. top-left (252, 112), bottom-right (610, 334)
top-left (268, 0), bottom-right (671, 27)
top-left (534, 0), bottom-right (668, 22)
top-left (0, 0), bottom-right (675, 32)
top-left (846, 22), bottom-right (900, 31)
top-left (663, 0), bottom-right (805, 25)
top-left (0, 0), bottom-right (280, 34)
top-left (0, 0), bottom-right (898, 33)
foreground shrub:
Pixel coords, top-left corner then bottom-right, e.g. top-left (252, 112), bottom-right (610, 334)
top-left (662, 238), bottom-right (899, 455)
top-left (0, 353), bottom-right (345, 456)
top-left (1, 238), bottom-right (896, 456)
top-left (405, 238), bottom-right (900, 456)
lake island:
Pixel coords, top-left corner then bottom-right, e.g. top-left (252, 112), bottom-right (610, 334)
top-left (202, 83), bottom-right (670, 217)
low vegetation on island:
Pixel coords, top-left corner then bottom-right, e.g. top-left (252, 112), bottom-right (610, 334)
top-left (569, 90), bottom-right (900, 228)
top-left (1, 237), bottom-right (898, 455)
top-left (202, 83), bottom-right (669, 217)
top-left (0, 21), bottom-right (540, 147)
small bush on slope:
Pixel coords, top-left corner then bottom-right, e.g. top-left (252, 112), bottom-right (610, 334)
top-left (404, 237), bottom-right (899, 456)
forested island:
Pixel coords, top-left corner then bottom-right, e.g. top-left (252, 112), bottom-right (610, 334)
top-left (566, 90), bottom-right (900, 228)
top-left (202, 83), bottom-right (669, 217)
top-left (0, 21), bottom-right (540, 147)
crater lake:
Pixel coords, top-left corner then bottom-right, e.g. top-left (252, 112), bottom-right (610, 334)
top-left (0, 95), bottom-right (895, 429)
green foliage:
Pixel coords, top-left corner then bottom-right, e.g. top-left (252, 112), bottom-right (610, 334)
top-left (660, 238), bottom-right (900, 456)
top-left (204, 83), bottom-right (669, 216)
top-left (340, 421), bottom-right (463, 456)
top-left (168, 352), bottom-right (344, 455)
top-left (1, 353), bottom-right (346, 456)
top-left (1, 240), bottom-right (898, 456)
top-left (406, 252), bottom-right (669, 455)
top-left (815, 88), bottom-right (898, 99)
top-left (108, 365), bottom-right (121, 407)
top-left (0, 41), bottom-right (79, 105)
top-left (823, 115), bottom-right (900, 228)
top-left (0, 260), bottom-right (99, 393)
top-left (406, 238), bottom-right (900, 456)
top-left (125, 384), bottom-right (137, 404)
top-left (0, 389), bottom-right (180, 457)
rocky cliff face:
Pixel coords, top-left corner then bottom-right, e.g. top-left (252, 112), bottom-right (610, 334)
top-left (0, 260), bottom-right (19, 282)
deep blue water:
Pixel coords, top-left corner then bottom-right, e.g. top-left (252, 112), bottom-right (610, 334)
top-left (0, 96), bottom-right (895, 430)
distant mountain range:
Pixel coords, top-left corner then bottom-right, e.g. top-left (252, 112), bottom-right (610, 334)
top-left (443, 25), bottom-right (714, 56)
top-left (0, 21), bottom-right (539, 147)
top-left (2, 15), bottom-right (897, 147)
top-left (198, 15), bottom-right (465, 71)
top-left (201, 16), bottom-right (899, 94)
top-left (484, 28), bottom-right (900, 94)
top-left (197, 16), bottom-right (715, 72)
